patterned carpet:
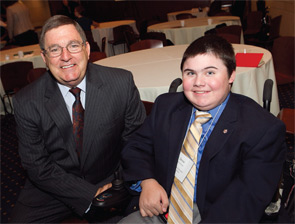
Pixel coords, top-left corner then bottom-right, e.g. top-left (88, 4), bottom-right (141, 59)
top-left (1, 83), bottom-right (294, 223)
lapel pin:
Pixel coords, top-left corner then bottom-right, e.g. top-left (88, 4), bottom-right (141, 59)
top-left (223, 129), bottom-right (228, 134)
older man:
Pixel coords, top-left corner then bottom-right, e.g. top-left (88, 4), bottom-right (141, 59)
top-left (10, 15), bottom-right (145, 223)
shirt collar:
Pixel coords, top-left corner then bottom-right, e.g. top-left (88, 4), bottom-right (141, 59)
top-left (57, 76), bottom-right (86, 98)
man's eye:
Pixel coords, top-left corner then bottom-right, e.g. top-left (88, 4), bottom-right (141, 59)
top-left (50, 48), bottom-right (59, 53)
top-left (70, 44), bottom-right (79, 48)
top-left (207, 71), bottom-right (214, 75)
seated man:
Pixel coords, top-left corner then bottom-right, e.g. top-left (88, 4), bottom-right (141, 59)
top-left (10, 15), bottom-right (146, 223)
top-left (120, 35), bottom-right (287, 223)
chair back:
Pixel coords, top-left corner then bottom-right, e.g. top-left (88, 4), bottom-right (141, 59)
top-left (0, 61), bottom-right (33, 93)
top-left (109, 25), bottom-right (133, 45)
top-left (85, 30), bottom-right (100, 52)
top-left (176, 13), bottom-right (196, 20)
top-left (124, 30), bottom-right (138, 51)
top-left (130, 39), bottom-right (163, 52)
top-left (244, 11), bottom-right (263, 35)
top-left (27, 68), bottom-right (47, 83)
top-left (272, 36), bottom-right (295, 85)
top-left (269, 15), bottom-right (282, 40)
top-left (216, 25), bottom-right (242, 43)
top-left (89, 51), bottom-right (107, 63)
top-left (101, 37), bottom-right (106, 53)
top-left (142, 32), bottom-right (168, 46)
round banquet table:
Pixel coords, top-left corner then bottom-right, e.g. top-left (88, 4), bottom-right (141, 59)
top-left (95, 44), bottom-right (280, 116)
top-left (91, 20), bottom-right (139, 57)
top-left (0, 44), bottom-right (45, 68)
top-left (148, 16), bottom-right (243, 45)
top-left (167, 8), bottom-right (208, 21)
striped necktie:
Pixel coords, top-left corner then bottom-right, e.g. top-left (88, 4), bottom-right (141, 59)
top-left (70, 87), bottom-right (84, 158)
top-left (168, 111), bottom-right (212, 224)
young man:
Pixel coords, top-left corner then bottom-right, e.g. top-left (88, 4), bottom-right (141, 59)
top-left (10, 15), bottom-right (146, 222)
top-left (120, 35), bottom-right (286, 223)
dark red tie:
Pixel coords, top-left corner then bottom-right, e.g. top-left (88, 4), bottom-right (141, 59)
top-left (70, 87), bottom-right (84, 157)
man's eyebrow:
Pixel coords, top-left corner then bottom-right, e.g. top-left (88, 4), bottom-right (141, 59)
top-left (183, 66), bottom-right (218, 73)
top-left (203, 66), bottom-right (218, 70)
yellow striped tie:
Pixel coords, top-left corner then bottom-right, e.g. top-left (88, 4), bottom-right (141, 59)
top-left (168, 111), bottom-right (212, 224)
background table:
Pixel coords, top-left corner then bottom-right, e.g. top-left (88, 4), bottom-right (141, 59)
top-left (167, 8), bottom-right (208, 21)
top-left (96, 44), bottom-right (280, 116)
top-left (91, 20), bottom-right (139, 57)
top-left (148, 16), bottom-right (243, 45)
top-left (0, 44), bottom-right (46, 68)
top-left (0, 44), bottom-right (46, 115)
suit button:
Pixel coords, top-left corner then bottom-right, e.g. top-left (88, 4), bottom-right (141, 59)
top-left (133, 206), bottom-right (137, 210)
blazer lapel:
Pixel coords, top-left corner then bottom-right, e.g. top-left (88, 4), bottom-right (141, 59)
top-left (44, 74), bottom-right (80, 166)
top-left (80, 67), bottom-right (103, 168)
top-left (166, 100), bottom-right (192, 193)
top-left (196, 94), bottom-right (239, 212)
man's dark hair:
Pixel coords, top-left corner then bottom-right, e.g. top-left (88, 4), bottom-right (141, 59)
top-left (180, 35), bottom-right (236, 77)
top-left (39, 15), bottom-right (86, 50)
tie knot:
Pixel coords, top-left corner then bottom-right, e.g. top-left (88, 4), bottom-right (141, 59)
top-left (195, 110), bottom-right (212, 124)
top-left (70, 87), bottom-right (81, 98)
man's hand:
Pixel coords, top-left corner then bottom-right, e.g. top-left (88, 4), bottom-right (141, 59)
top-left (95, 183), bottom-right (112, 197)
top-left (139, 178), bottom-right (169, 217)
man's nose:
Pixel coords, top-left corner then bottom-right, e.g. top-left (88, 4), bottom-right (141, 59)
top-left (60, 47), bottom-right (72, 60)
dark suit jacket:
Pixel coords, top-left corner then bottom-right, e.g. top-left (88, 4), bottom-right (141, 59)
top-left (122, 92), bottom-right (286, 222)
top-left (13, 63), bottom-right (146, 216)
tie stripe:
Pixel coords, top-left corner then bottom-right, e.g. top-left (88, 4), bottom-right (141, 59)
top-left (168, 111), bottom-right (211, 224)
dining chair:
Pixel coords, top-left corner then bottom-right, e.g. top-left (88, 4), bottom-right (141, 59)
top-left (124, 29), bottom-right (139, 52)
top-left (245, 15), bottom-right (282, 50)
top-left (176, 13), bottom-right (196, 20)
top-left (27, 67), bottom-right (47, 83)
top-left (141, 31), bottom-right (169, 46)
top-left (108, 25), bottom-right (134, 55)
top-left (244, 11), bottom-right (263, 37)
top-left (216, 25), bottom-right (242, 44)
top-left (0, 61), bottom-right (33, 114)
top-left (129, 39), bottom-right (163, 52)
top-left (89, 51), bottom-right (107, 63)
top-left (271, 36), bottom-right (294, 85)
top-left (85, 30), bottom-right (100, 52)
top-left (101, 37), bottom-right (106, 53)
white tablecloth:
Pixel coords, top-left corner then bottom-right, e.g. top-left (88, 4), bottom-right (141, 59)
top-left (91, 20), bottom-right (139, 57)
top-left (0, 44), bottom-right (46, 68)
top-left (148, 16), bottom-right (243, 45)
top-left (96, 44), bottom-right (280, 116)
top-left (167, 8), bottom-right (208, 21)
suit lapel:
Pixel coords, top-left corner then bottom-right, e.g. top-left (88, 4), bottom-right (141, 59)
top-left (197, 94), bottom-right (239, 212)
top-left (166, 99), bottom-right (192, 192)
top-left (44, 74), bottom-right (80, 166)
top-left (80, 65), bottom-right (103, 168)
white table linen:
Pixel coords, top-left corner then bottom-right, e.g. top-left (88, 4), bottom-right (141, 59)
top-left (148, 16), bottom-right (243, 45)
top-left (0, 44), bottom-right (45, 68)
top-left (96, 44), bottom-right (280, 116)
top-left (91, 20), bottom-right (139, 57)
top-left (167, 8), bottom-right (208, 21)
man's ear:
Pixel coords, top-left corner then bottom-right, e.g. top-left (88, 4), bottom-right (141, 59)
top-left (229, 71), bottom-right (236, 84)
top-left (85, 41), bottom-right (90, 59)
top-left (41, 51), bottom-right (47, 66)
